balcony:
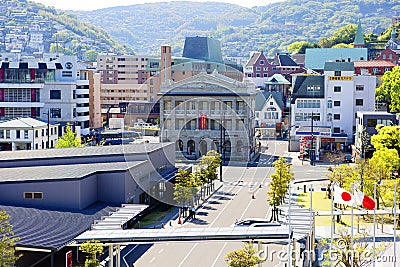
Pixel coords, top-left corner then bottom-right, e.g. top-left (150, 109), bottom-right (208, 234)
top-left (187, 110), bottom-right (197, 116)
top-left (210, 110), bottom-right (220, 117)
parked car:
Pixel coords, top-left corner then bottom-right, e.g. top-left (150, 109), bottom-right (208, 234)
top-left (232, 218), bottom-right (270, 227)
top-left (344, 154), bottom-right (353, 163)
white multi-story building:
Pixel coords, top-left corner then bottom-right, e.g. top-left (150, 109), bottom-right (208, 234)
top-left (290, 61), bottom-right (376, 156)
top-left (0, 55), bottom-right (92, 136)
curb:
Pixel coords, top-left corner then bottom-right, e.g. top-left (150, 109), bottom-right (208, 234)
top-left (182, 182), bottom-right (224, 224)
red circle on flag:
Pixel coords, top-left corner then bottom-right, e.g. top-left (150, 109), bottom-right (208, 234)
top-left (341, 192), bottom-right (352, 201)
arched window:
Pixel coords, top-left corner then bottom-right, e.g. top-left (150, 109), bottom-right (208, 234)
top-left (327, 100), bottom-right (332, 108)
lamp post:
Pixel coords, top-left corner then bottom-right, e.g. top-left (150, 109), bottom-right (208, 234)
top-left (219, 118), bottom-right (224, 182)
top-left (43, 112), bottom-right (50, 149)
top-left (310, 112), bottom-right (315, 166)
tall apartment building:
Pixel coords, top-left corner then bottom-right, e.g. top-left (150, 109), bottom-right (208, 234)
top-left (0, 55), bottom-right (92, 135)
top-left (96, 55), bottom-right (155, 108)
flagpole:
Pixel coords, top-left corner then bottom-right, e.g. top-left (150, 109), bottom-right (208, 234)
top-left (373, 183), bottom-right (376, 267)
top-left (288, 183), bottom-right (292, 267)
top-left (351, 184), bottom-right (354, 267)
top-left (330, 184), bottom-right (334, 267)
top-left (394, 182), bottom-right (397, 267)
top-left (309, 184), bottom-right (313, 267)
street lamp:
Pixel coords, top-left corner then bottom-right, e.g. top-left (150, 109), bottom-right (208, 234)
top-left (219, 119), bottom-right (224, 182)
top-left (310, 112), bottom-right (316, 166)
top-left (43, 112), bottom-right (50, 149)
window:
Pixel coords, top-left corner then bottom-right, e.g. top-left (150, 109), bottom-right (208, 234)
top-left (50, 90), bottom-right (61, 99)
top-left (35, 130), bottom-right (38, 138)
top-left (333, 127), bottom-right (341, 133)
top-left (334, 114), bottom-right (341, 120)
top-left (50, 108), bottom-right (61, 118)
top-left (4, 88), bottom-right (31, 102)
top-left (256, 112), bottom-right (259, 118)
top-left (256, 73), bottom-right (260, 77)
top-left (16, 130), bottom-right (20, 139)
top-left (327, 100), bottom-right (332, 108)
top-left (263, 73), bottom-right (268, 77)
top-left (24, 130), bottom-right (28, 139)
top-left (356, 99), bottom-right (363, 106)
top-left (307, 85), bottom-right (321, 92)
top-left (62, 71), bottom-right (73, 77)
top-left (6, 130), bottom-right (10, 138)
top-left (0, 130), bottom-right (3, 138)
top-left (263, 67), bottom-right (268, 71)
top-left (260, 60), bottom-right (264, 65)
top-left (256, 67), bottom-right (261, 71)
top-left (334, 86), bottom-right (341, 92)
top-left (356, 85), bottom-right (364, 91)
top-left (24, 192), bottom-right (43, 199)
top-left (334, 71), bottom-right (341, 76)
top-left (270, 102), bottom-right (273, 106)
top-left (182, 71), bottom-right (186, 75)
top-left (327, 113), bottom-right (332, 122)
top-left (334, 101), bottom-right (340, 107)
top-left (296, 100), bottom-right (320, 108)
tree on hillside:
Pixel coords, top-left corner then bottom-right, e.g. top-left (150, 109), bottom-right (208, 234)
top-left (79, 240), bottom-right (103, 267)
top-left (0, 210), bottom-right (21, 266)
top-left (267, 157), bottom-right (293, 221)
top-left (287, 41), bottom-right (319, 54)
top-left (55, 125), bottom-right (82, 148)
top-left (225, 243), bottom-right (264, 267)
top-left (376, 66), bottom-right (400, 113)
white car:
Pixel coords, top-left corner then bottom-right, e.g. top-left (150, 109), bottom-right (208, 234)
top-left (233, 218), bottom-right (271, 227)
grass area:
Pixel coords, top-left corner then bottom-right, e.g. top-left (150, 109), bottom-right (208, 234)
top-left (297, 192), bottom-right (375, 227)
top-left (134, 207), bottom-right (175, 228)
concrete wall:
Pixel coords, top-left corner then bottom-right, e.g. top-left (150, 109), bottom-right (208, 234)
top-left (79, 174), bottom-right (98, 209)
top-left (97, 171), bottom-right (126, 203)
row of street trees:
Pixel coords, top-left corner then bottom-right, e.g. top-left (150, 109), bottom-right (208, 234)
top-left (173, 150), bottom-right (221, 217)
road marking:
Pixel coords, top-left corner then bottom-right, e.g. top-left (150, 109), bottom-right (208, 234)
top-left (122, 244), bottom-right (138, 267)
top-left (211, 242), bottom-right (227, 267)
top-left (158, 248), bottom-right (164, 254)
top-left (150, 257), bottom-right (156, 263)
top-left (177, 243), bottom-right (198, 267)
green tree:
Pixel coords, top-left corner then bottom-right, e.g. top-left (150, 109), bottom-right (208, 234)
top-left (79, 240), bottom-right (103, 267)
top-left (332, 43), bottom-right (352, 48)
top-left (85, 50), bottom-right (98, 62)
top-left (287, 41), bottom-right (318, 54)
top-left (370, 125), bottom-right (400, 153)
top-left (267, 157), bottom-right (293, 221)
top-left (55, 125), bottom-right (82, 148)
top-left (173, 169), bottom-right (199, 215)
top-left (376, 66), bottom-right (400, 113)
top-left (0, 210), bottom-right (21, 266)
top-left (225, 243), bottom-right (264, 267)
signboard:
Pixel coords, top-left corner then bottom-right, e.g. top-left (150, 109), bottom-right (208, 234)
top-left (328, 76), bottom-right (353, 81)
top-left (66, 250), bottom-right (72, 267)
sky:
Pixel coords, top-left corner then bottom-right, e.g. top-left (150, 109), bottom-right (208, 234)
top-left (31, 0), bottom-right (285, 11)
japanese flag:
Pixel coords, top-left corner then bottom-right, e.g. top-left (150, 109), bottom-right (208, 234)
top-left (333, 185), bottom-right (356, 206)
top-left (354, 189), bottom-right (376, 210)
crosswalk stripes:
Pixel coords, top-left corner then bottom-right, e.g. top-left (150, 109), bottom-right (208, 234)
top-left (223, 181), bottom-right (270, 187)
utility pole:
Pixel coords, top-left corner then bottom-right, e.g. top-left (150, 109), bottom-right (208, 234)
top-left (219, 118), bottom-right (223, 182)
top-left (43, 112), bottom-right (50, 149)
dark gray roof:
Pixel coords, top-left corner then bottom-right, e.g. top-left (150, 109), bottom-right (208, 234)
top-left (277, 54), bottom-right (298, 67)
top-left (291, 75), bottom-right (325, 101)
top-left (1, 203), bottom-right (118, 250)
top-left (182, 37), bottom-right (223, 62)
top-left (255, 91), bottom-right (284, 111)
top-left (0, 143), bottom-right (170, 162)
top-left (0, 161), bottom-right (146, 183)
top-left (324, 61), bottom-right (355, 71)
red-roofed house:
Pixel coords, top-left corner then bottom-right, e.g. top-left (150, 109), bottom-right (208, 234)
top-left (244, 51), bottom-right (278, 78)
top-left (354, 60), bottom-right (396, 87)
top-left (354, 60), bottom-right (395, 75)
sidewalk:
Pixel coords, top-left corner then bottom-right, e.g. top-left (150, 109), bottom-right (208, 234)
top-left (153, 180), bottom-right (224, 229)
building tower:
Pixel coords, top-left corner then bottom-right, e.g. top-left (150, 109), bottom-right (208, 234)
top-left (354, 19), bottom-right (365, 48)
top-left (160, 45), bottom-right (172, 84)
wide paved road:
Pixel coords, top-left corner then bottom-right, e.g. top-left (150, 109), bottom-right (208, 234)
top-left (129, 140), bottom-right (329, 267)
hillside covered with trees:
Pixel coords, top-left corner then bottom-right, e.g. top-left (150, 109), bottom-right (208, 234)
top-left (73, 0), bottom-right (399, 57)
